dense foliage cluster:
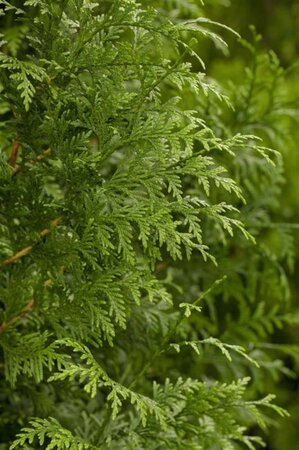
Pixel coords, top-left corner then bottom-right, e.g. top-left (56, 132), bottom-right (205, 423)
top-left (0, 1), bottom-right (298, 449)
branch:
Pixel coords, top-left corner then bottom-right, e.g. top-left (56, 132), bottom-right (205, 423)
top-left (0, 217), bottom-right (61, 270)
top-left (0, 299), bottom-right (34, 334)
top-left (9, 141), bottom-right (20, 167)
top-left (0, 276), bottom-right (55, 334)
top-left (13, 148), bottom-right (51, 176)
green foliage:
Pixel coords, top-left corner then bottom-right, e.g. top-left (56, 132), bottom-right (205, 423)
top-left (0, 1), bottom-right (298, 449)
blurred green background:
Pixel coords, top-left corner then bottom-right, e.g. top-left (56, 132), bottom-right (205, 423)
top-left (205, 0), bottom-right (299, 212)
top-left (154, 1), bottom-right (299, 447)
top-left (206, 2), bottom-right (299, 448)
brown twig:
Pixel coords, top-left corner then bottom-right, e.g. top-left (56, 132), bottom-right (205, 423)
top-left (35, 148), bottom-right (51, 162)
top-left (0, 299), bottom-right (34, 334)
top-left (1, 148), bottom-right (59, 333)
top-left (13, 148), bottom-right (51, 176)
top-left (9, 141), bottom-right (20, 167)
top-left (0, 273), bottom-right (60, 334)
top-left (0, 217), bottom-right (61, 270)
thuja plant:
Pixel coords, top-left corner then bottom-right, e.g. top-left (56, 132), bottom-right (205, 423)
top-left (0, 1), bottom-right (292, 449)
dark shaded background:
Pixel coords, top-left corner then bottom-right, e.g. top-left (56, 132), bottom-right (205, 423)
top-left (207, 0), bottom-right (299, 65)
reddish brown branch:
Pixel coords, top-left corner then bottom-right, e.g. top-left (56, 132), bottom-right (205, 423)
top-left (13, 148), bottom-right (51, 176)
top-left (0, 274), bottom-right (56, 334)
top-left (0, 217), bottom-right (61, 270)
top-left (0, 244), bottom-right (34, 269)
top-left (9, 141), bottom-right (20, 167)
top-left (0, 299), bottom-right (34, 334)
top-left (35, 148), bottom-right (51, 162)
